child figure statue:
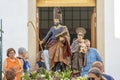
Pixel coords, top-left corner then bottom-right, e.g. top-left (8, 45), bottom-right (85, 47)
top-left (71, 27), bottom-right (87, 76)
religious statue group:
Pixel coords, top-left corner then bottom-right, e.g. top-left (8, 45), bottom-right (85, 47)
top-left (40, 7), bottom-right (89, 76)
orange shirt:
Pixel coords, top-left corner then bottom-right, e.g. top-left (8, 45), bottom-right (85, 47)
top-left (5, 57), bottom-right (22, 80)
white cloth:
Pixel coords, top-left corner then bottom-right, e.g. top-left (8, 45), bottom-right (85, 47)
top-left (44, 50), bottom-right (50, 70)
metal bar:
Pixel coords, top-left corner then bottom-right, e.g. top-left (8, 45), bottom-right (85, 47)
top-left (0, 19), bottom-right (2, 80)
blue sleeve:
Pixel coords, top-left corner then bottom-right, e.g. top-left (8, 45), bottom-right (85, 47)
top-left (95, 49), bottom-right (103, 62)
top-left (43, 27), bottom-right (53, 43)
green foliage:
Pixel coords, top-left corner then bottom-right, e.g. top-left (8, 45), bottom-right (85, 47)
top-left (37, 67), bottom-right (46, 74)
top-left (30, 71), bottom-right (39, 79)
top-left (62, 67), bottom-right (71, 79)
top-left (21, 68), bottom-right (88, 80)
top-left (21, 73), bottom-right (31, 80)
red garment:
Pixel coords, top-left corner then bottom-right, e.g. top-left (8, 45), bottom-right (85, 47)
top-left (63, 37), bottom-right (71, 59)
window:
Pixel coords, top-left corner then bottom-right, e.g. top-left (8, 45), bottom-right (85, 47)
top-left (39, 7), bottom-right (93, 42)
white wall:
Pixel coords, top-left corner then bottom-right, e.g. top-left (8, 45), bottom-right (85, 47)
top-left (114, 0), bottom-right (120, 39)
top-left (104, 0), bottom-right (120, 79)
top-left (0, 0), bottom-right (28, 61)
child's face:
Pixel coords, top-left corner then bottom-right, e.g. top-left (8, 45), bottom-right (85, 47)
top-left (40, 53), bottom-right (45, 60)
top-left (77, 33), bottom-right (84, 40)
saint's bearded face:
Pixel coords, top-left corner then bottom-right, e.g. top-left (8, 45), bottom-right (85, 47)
top-left (54, 19), bottom-right (60, 26)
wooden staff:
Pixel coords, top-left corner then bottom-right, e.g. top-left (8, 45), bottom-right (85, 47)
top-left (27, 21), bottom-right (44, 53)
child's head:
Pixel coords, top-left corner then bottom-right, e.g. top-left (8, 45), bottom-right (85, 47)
top-left (39, 51), bottom-right (45, 61)
top-left (5, 69), bottom-right (16, 80)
